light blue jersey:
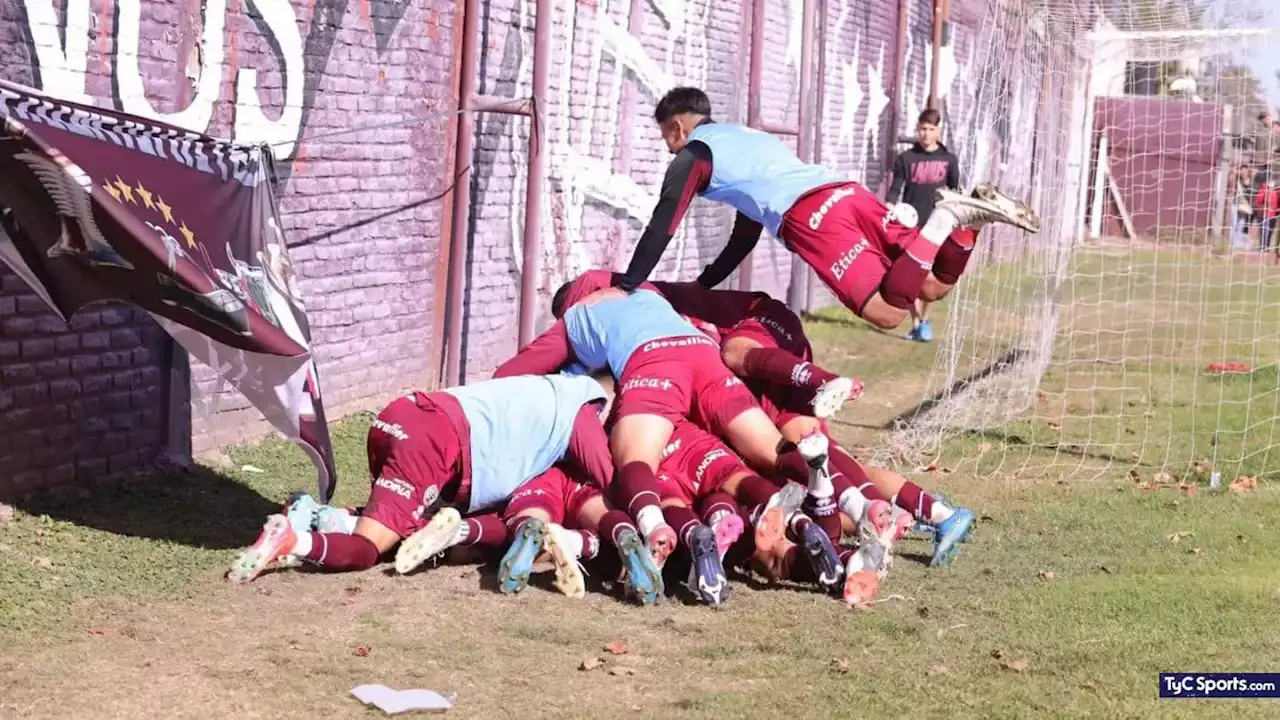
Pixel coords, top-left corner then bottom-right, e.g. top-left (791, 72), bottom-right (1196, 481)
top-left (442, 374), bottom-right (606, 512)
top-left (688, 123), bottom-right (843, 235)
top-left (563, 289), bottom-right (701, 378)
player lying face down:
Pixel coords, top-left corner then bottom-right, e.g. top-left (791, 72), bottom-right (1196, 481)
top-left (226, 373), bottom-right (615, 583)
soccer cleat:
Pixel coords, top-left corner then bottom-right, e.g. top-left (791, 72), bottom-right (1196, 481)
top-left (315, 506), bottom-right (360, 534)
top-left (800, 521), bottom-right (844, 593)
top-left (930, 508), bottom-right (976, 567)
top-left (971, 183), bottom-right (1042, 234)
top-left (686, 525), bottom-right (731, 607)
top-left (544, 523), bottom-right (587, 599)
top-left (889, 506), bottom-right (915, 541)
top-left (915, 320), bottom-right (933, 343)
top-left (843, 568), bottom-right (880, 607)
top-left (935, 186), bottom-right (1041, 235)
top-left (498, 517), bottom-right (548, 594)
top-left (796, 430), bottom-right (831, 470)
top-left (284, 492), bottom-right (321, 533)
top-left (753, 482), bottom-right (807, 553)
top-left (855, 499), bottom-right (898, 579)
top-left (645, 523), bottom-right (679, 570)
top-left (228, 514), bottom-right (298, 584)
top-left (709, 511), bottom-right (744, 561)
top-left (395, 507), bottom-right (463, 575)
top-left (811, 377), bottom-right (860, 419)
top-left (614, 527), bottom-right (664, 605)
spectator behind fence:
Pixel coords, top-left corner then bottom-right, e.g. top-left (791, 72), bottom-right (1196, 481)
top-left (1253, 176), bottom-right (1279, 252)
top-left (1230, 163), bottom-right (1256, 251)
top-left (887, 108), bottom-right (959, 344)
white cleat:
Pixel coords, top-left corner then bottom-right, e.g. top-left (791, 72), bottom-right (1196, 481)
top-left (395, 507), bottom-right (463, 575)
top-left (544, 523), bottom-right (587, 599)
top-left (811, 377), bottom-right (857, 419)
top-left (935, 185), bottom-right (1041, 234)
top-left (796, 430), bottom-right (831, 469)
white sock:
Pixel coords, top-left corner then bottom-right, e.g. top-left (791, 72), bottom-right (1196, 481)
top-left (559, 527), bottom-right (585, 559)
top-left (456, 520), bottom-right (471, 543)
top-left (292, 530), bottom-right (314, 558)
top-left (929, 501), bottom-right (956, 525)
top-left (636, 506), bottom-right (664, 538)
top-left (707, 509), bottom-right (731, 528)
top-left (919, 206), bottom-right (960, 246)
top-left (809, 466), bottom-right (835, 499)
top-left (838, 488), bottom-right (869, 523)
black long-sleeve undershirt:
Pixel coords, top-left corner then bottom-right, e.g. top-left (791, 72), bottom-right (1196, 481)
top-left (696, 212), bottom-right (763, 288)
top-left (618, 141), bottom-right (714, 290)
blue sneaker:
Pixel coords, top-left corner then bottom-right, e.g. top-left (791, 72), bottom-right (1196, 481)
top-left (686, 525), bottom-right (730, 607)
top-left (615, 527), bottom-right (664, 605)
top-left (930, 508), bottom-right (976, 567)
top-left (916, 320), bottom-right (933, 342)
top-left (284, 492), bottom-right (321, 533)
top-left (800, 521), bottom-right (843, 593)
top-left (906, 325), bottom-right (920, 341)
top-left (498, 517), bottom-right (548, 594)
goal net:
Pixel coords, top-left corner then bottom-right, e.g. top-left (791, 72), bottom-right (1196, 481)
top-left (878, 1), bottom-right (1280, 485)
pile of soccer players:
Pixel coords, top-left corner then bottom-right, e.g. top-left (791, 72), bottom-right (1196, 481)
top-left (226, 86), bottom-right (1041, 609)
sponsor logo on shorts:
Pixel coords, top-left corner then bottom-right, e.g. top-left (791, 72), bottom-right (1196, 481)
top-left (371, 418), bottom-right (409, 441)
top-left (791, 362), bottom-right (813, 387)
top-left (510, 487), bottom-right (549, 502)
top-left (830, 238), bottom-right (870, 282)
top-left (642, 335), bottom-right (716, 353)
top-left (423, 484), bottom-right (440, 506)
top-left (694, 448), bottom-right (730, 490)
top-left (622, 377), bottom-right (674, 393)
top-left (724, 376), bottom-right (744, 388)
top-left (808, 186), bottom-right (858, 230)
top-left (586, 533), bottom-right (600, 559)
top-left (661, 438), bottom-right (682, 460)
top-left (749, 314), bottom-right (795, 344)
top-left (375, 476), bottom-right (414, 500)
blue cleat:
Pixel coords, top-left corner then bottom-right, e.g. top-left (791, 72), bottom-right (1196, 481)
top-left (284, 491), bottom-right (321, 533)
top-left (916, 320), bottom-right (933, 343)
top-left (930, 508), bottom-right (976, 567)
top-left (800, 521), bottom-right (844, 594)
top-left (615, 527), bottom-right (664, 606)
top-left (686, 525), bottom-right (730, 607)
top-left (498, 517), bottom-right (548, 594)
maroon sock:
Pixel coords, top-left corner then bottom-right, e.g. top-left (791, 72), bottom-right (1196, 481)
top-left (504, 514), bottom-right (532, 534)
top-left (801, 495), bottom-right (841, 543)
top-left (774, 449), bottom-right (811, 485)
top-left (735, 474), bottom-right (784, 509)
top-left (663, 505), bottom-right (702, 549)
top-left (830, 448), bottom-right (885, 501)
top-left (303, 532), bottom-right (380, 571)
top-left (932, 232), bottom-right (975, 285)
top-left (880, 253), bottom-right (931, 310)
top-left (598, 509), bottom-right (639, 548)
top-left (786, 513), bottom-right (813, 543)
top-left (461, 514), bottom-right (509, 548)
top-left (576, 529), bottom-right (601, 560)
top-left (741, 348), bottom-right (839, 389)
top-left (614, 461), bottom-right (663, 522)
top-left (838, 547), bottom-right (855, 565)
top-left (895, 481), bottom-right (935, 521)
top-left (697, 492), bottom-right (739, 525)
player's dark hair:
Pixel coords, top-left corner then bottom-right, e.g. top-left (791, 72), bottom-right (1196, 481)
top-left (654, 87), bottom-right (713, 124)
top-left (551, 281), bottom-right (573, 319)
top-left (918, 108), bottom-right (942, 126)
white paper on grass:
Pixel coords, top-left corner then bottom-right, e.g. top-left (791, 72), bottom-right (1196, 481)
top-left (351, 685), bottom-right (455, 715)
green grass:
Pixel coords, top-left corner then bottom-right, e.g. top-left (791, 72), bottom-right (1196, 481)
top-left (1, 247), bottom-right (1279, 717)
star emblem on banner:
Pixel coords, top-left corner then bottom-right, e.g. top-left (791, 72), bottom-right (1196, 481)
top-left (98, 174), bottom-right (197, 252)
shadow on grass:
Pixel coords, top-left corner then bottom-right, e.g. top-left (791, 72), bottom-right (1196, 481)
top-left (13, 465), bottom-right (279, 551)
top-left (964, 427), bottom-right (1135, 468)
top-left (885, 347), bottom-right (1030, 427)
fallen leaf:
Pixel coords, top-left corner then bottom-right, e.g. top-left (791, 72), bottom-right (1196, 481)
top-left (978, 442), bottom-right (993, 453)
top-left (86, 627), bottom-right (110, 636)
top-left (940, 466), bottom-right (953, 474)
top-left (1127, 470), bottom-right (1142, 483)
top-left (1179, 484), bottom-right (1198, 498)
top-left (1002, 658), bottom-right (1031, 673)
top-left (579, 656), bottom-right (604, 671)
top-left (1100, 565), bottom-right (1113, 574)
top-left (924, 463), bottom-right (939, 473)
top-left (990, 649), bottom-right (1006, 659)
top-left (240, 464), bottom-right (265, 473)
top-left (927, 664), bottom-right (949, 676)
top-left (31, 556), bottom-right (53, 570)
top-left (1167, 531), bottom-right (1194, 544)
top-left (608, 665), bottom-right (636, 677)
top-left (1237, 534), bottom-right (1249, 545)
top-left (604, 642), bottom-right (628, 656)
top-left (353, 645), bottom-right (371, 657)
top-left (1189, 547), bottom-right (1202, 555)
top-left (1153, 471), bottom-right (1176, 486)
top-left (344, 586), bottom-right (362, 596)
top-left (1229, 476), bottom-right (1259, 494)
top-left (1047, 421), bottom-right (1061, 431)
top-left (1080, 681), bottom-right (1098, 693)
top-left (916, 606), bottom-right (930, 618)
top-left (829, 658), bottom-right (850, 674)
top-left (1193, 459), bottom-right (1211, 474)
top-left (1038, 570), bottom-right (1057, 581)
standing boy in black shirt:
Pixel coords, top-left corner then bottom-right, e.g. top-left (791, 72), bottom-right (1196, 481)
top-left (887, 109), bottom-right (959, 343)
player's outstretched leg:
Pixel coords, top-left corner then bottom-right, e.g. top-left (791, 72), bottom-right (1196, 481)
top-left (229, 514), bottom-right (299, 583)
top-left (968, 183), bottom-right (1041, 233)
top-left (665, 504), bottom-right (730, 607)
top-left (787, 512), bottom-right (843, 594)
top-left (866, 466), bottom-right (976, 567)
top-left (598, 509), bottom-right (665, 605)
top-left (498, 515), bottom-right (549, 595)
top-left (396, 508), bottom-right (464, 575)
top-left (696, 491), bottom-right (745, 561)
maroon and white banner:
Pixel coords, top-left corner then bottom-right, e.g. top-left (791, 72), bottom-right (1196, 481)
top-left (0, 79), bottom-right (337, 501)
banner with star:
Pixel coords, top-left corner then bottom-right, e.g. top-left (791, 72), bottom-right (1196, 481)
top-left (0, 79), bottom-right (338, 501)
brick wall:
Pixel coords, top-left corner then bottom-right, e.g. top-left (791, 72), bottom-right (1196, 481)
top-left (1, 0), bottom-right (455, 495)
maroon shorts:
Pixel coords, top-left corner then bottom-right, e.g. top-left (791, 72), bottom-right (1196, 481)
top-left (655, 420), bottom-right (749, 505)
top-left (615, 334), bottom-right (758, 436)
top-left (363, 393), bottom-right (470, 539)
top-left (721, 296), bottom-right (813, 360)
top-left (779, 182), bottom-right (918, 315)
top-left (503, 466), bottom-right (601, 528)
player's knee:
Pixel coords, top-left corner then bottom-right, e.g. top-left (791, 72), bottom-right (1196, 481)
top-left (921, 275), bottom-right (955, 301)
top-left (719, 337), bottom-right (756, 373)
